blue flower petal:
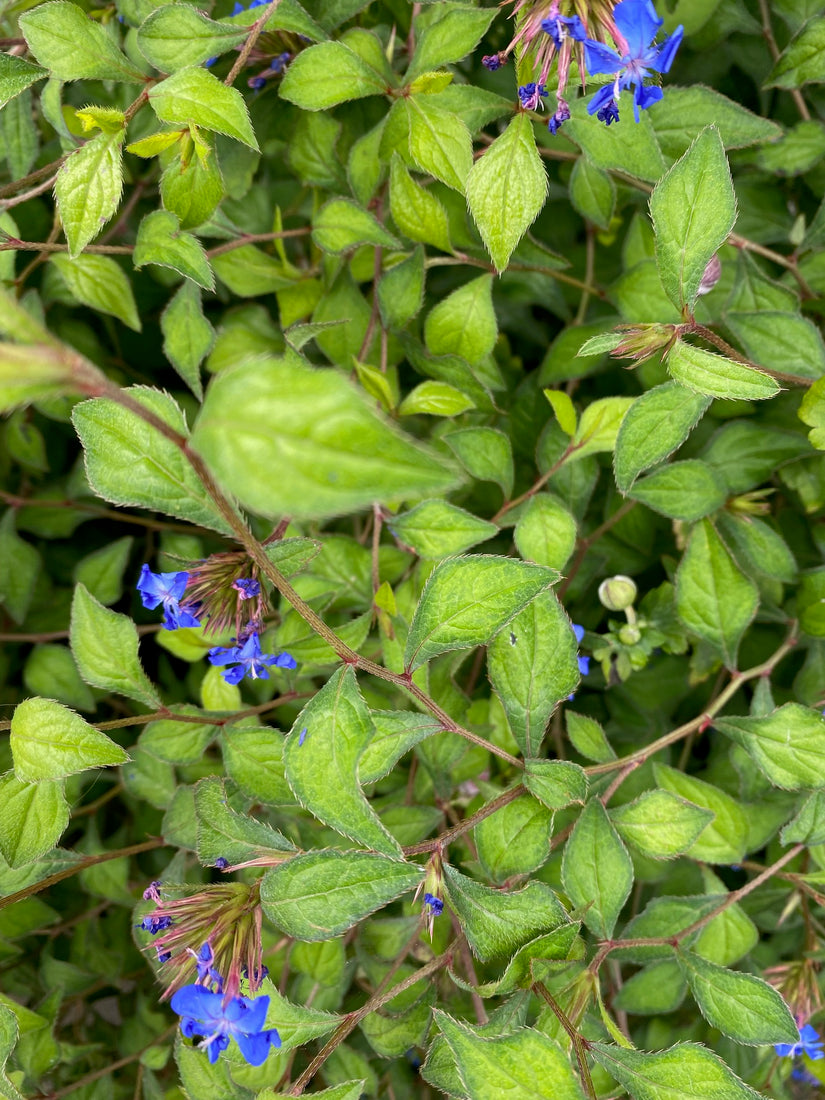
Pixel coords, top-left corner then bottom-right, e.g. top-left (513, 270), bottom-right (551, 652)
top-left (649, 25), bottom-right (683, 73)
top-left (614, 0), bottom-right (662, 58)
top-left (234, 1030), bottom-right (274, 1066)
top-left (171, 985), bottom-right (223, 1021)
top-left (234, 995), bottom-right (270, 1033)
top-left (587, 83), bottom-right (618, 116)
top-left (634, 82), bottom-right (662, 119)
top-left (583, 39), bottom-right (624, 76)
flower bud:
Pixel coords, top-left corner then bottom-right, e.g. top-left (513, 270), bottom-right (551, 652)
top-left (696, 254), bottom-right (721, 296)
top-left (618, 623), bottom-right (641, 646)
top-left (610, 323), bottom-right (678, 365)
top-left (598, 575), bottom-right (637, 611)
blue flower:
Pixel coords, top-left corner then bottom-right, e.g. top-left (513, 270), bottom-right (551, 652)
top-left (170, 985), bottom-right (281, 1066)
top-left (232, 578), bottom-right (260, 599)
top-left (214, 857), bottom-right (229, 870)
top-left (207, 632), bottom-right (297, 685)
top-left (482, 52), bottom-right (504, 71)
top-left (583, 0), bottom-right (682, 123)
top-left (547, 101), bottom-right (571, 135)
top-left (137, 565), bottom-right (200, 630)
top-left (776, 1023), bottom-right (825, 1060)
top-left (541, 13), bottom-right (585, 50)
top-left (424, 893), bottom-right (444, 916)
top-left (518, 82), bottom-right (548, 111)
top-left (141, 914), bottom-right (173, 934)
top-left (270, 51), bottom-right (291, 74)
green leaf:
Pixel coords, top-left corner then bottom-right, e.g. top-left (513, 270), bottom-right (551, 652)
top-left (650, 86), bottom-right (782, 160)
top-left (610, 790), bottom-right (714, 860)
top-left (524, 759), bottom-right (588, 810)
top-left (133, 210), bottom-right (214, 290)
top-left (70, 584), bottom-right (161, 708)
top-left (424, 275), bottom-right (497, 364)
top-left (444, 427), bottom-right (514, 497)
top-left (436, 1012), bottom-right (586, 1100)
top-left (23, 645), bottom-right (95, 714)
top-left (406, 6), bottom-right (497, 79)
top-left (390, 499), bottom-right (497, 559)
top-left (544, 389), bottom-right (577, 437)
top-left (191, 355), bottom-right (458, 520)
top-left (407, 96), bottom-right (473, 193)
top-left (19, 2), bottom-right (143, 83)
top-left (0, 55), bottom-right (46, 110)
top-left (675, 519), bottom-right (758, 668)
top-left (193, 776), bottom-right (294, 864)
top-left (312, 198), bottom-right (399, 254)
top-left (650, 127), bottom-right (736, 312)
top-left (475, 793), bottom-right (554, 883)
top-left (73, 535), bottom-right (133, 606)
top-left (279, 41), bottom-right (386, 110)
top-left (614, 960), bottom-right (687, 1016)
top-left (569, 157), bottom-right (615, 230)
top-left (161, 281), bottom-right (214, 398)
top-left (565, 98), bottom-right (666, 183)
top-left (388, 156), bottom-right (452, 253)
top-left (140, 709), bottom-right (216, 765)
top-left (398, 380), bottom-right (475, 417)
top-left (780, 790), bottom-right (825, 844)
top-left (211, 245), bottom-right (291, 297)
top-left (0, 774), bottom-right (69, 869)
top-left (0, 511), bottom-right (41, 625)
top-left (472, 924), bottom-right (583, 997)
top-left (715, 704), bottom-right (825, 790)
top-left (405, 555), bottom-right (558, 672)
top-left (359, 711), bottom-right (442, 783)
top-left (628, 460), bottom-right (727, 522)
top-left (377, 248), bottom-right (426, 330)
top-left (149, 67), bottom-right (259, 150)
top-left (666, 340), bottom-right (779, 401)
top-left (590, 1041), bottom-right (763, 1100)
top-left (55, 130), bottom-right (124, 258)
top-left (72, 386), bottom-right (233, 535)
top-left (50, 254), bottom-right (140, 331)
top-left (565, 710), bottom-right (616, 764)
top-left (572, 396), bottom-right (634, 459)
top-left (466, 114), bottom-right (547, 272)
top-left (562, 799), bottom-right (633, 939)
top-left (766, 16), bottom-right (825, 89)
top-left (515, 495), bottom-right (577, 571)
top-left (257, 979), bottom-right (339, 1053)
top-left (160, 137), bottom-right (225, 231)
top-left (221, 724), bottom-right (292, 805)
top-left (488, 593), bottom-right (579, 757)
top-left (10, 697), bottom-right (128, 782)
top-left (137, 5), bottom-right (248, 71)
top-left (678, 952), bottom-right (797, 1046)
top-left (443, 864), bottom-right (568, 961)
top-left (716, 512), bottom-right (797, 583)
top-left (725, 311), bottom-right (825, 382)
top-left (284, 667), bottom-right (401, 857)
top-left (654, 764), bottom-right (748, 864)
top-left (260, 850), bottom-right (422, 940)
top-left (614, 382), bottom-right (711, 492)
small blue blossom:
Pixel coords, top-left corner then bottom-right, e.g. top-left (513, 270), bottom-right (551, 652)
top-left (792, 1066), bottom-right (821, 1084)
top-left (137, 565), bottom-right (200, 631)
top-left (171, 985), bottom-right (281, 1066)
top-left (482, 52), bottom-right (504, 71)
top-left (208, 632), bottom-right (297, 685)
top-left (157, 949), bottom-right (172, 964)
top-left (214, 857), bottom-right (230, 870)
top-left (270, 51), bottom-right (291, 74)
top-left (141, 914), bottom-right (173, 935)
top-left (518, 82), bottom-right (548, 111)
top-left (583, 0), bottom-right (683, 123)
top-left (424, 893), bottom-right (444, 916)
top-left (249, 75), bottom-right (267, 90)
top-left (541, 13), bottom-right (585, 50)
top-left (143, 880), bottom-right (162, 902)
top-left (232, 578), bottom-right (260, 599)
top-left (190, 943), bottom-right (223, 990)
top-left (547, 101), bottom-right (571, 135)
top-left (776, 1023), bottom-right (825, 1060)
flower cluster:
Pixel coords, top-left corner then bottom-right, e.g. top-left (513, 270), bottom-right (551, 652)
top-left (137, 563), bottom-right (296, 685)
top-left (170, 941), bottom-right (280, 1066)
top-left (481, 0), bottom-right (681, 135)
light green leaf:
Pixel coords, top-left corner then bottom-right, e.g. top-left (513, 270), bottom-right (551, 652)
top-left (780, 789), bottom-right (825, 845)
top-left (628, 460), bottom-right (727, 521)
top-left (562, 799), bottom-right (633, 938)
top-left (515, 494), bottom-right (577, 571)
top-left (160, 136), bottom-right (225, 231)
top-left (0, 774), bottom-right (69, 869)
top-left (257, 978), bottom-right (339, 1053)
top-left (72, 386), bottom-right (233, 535)
top-left (614, 382), bottom-right (711, 492)
top-left (137, 5), bottom-right (248, 71)
top-left (388, 156), bottom-right (452, 253)
top-left (161, 281), bottom-right (214, 398)
top-left (140, 709), bottom-right (216, 766)
top-left (390, 499), bottom-right (497, 559)
top-left (19, 1), bottom-right (144, 83)
top-left (11, 697), bottom-right (128, 782)
top-left (312, 198), bottom-right (399, 254)
top-left (444, 427), bottom-right (514, 497)
top-left (678, 952), bottom-right (797, 1046)
top-left (405, 555), bottom-right (558, 672)
top-left (260, 849), bottom-right (422, 940)
top-left (50, 254), bottom-right (140, 331)
top-left (436, 1013), bottom-right (586, 1100)
top-left (377, 248), bottom-right (426, 330)
top-left (569, 156), bottom-right (615, 229)
top-left (284, 667), bottom-right (401, 857)
top-left (726, 310), bottom-right (825, 382)
top-left (0, 511), bottom-right (41, 625)
top-left (650, 86), bottom-right (782, 160)
top-left (359, 711), bottom-right (442, 784)
top-left (766, 17), bottom-right (825, 89)
top-left (407, 96), bottom-right (472, 192)
top-left (466, 113), bottom-right (547, 272)
top-left (715, 704), bottom-right (825, 790)
top-left (443, 864), bottom-right (568, 961)
top-left (654, 764), bottom-right (748, 864)
top-left (398, 380), bottom-right (475, 417)
top-left (488, 593), bottom-right (579, 757)
top-left (0, 55), bottom-right (47, 110)
top-left (424, 275), bottom-right (496, 364)
top-left (406, 6), bottom-right (497, 79)
top-left (149, 67), bottom-right (259, 150)
top-left (524, 759), bottom-right (588, 811)
top-left (70, 584), bottom-right (161, 708)
top-left (666, 340), bottom-right (779, 401)
top-left (279, 41), bottom-right (386, 110)
top-left (675, 519), bottom-right (758, 667)
top-left (566, 710), bottom-right (616, 764)
top-left (610, 790), bottom-right (714, 860)
top-left (73, 535), bottom-right (133, 606)
top-left (650, 126), bottom-right (736, 311)
top-left (544, 389), bottom-right (577, 437)
top-left (565, 98), bottom-right (666, 183)
top-left (572, 396), bottom-right (634, 459)
top-left (193, 776), bottom-right (294, 865)
top-left (590, 1041), bottom-right (763, 1100)
top-left (133, 210), bottom-right (214, 290)
top-left (55, 129), bottom-right (124, 256)
top-left (211, 245), bottom-right (292, 297)
top-left (475, 793), bottom-right (554, 883)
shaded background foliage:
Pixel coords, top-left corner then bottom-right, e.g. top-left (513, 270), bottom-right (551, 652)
top-left (2, 0), bottom-right (825, 1098)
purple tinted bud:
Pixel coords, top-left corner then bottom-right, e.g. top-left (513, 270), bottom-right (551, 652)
top-left (214, 857), bottom-right (229, 870)
top-left (597, 99), bottom-right (620, 125)
top-left (482, 52), bottom-right (504, 71)
top-left (270, 51), bottom-right (291, 74)
top-left (143, 880), bottom-right (162, 902)
top-left (518, 82), bottom-right (548, 111)
top-left (141, 914), bottom-right (173, 934)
